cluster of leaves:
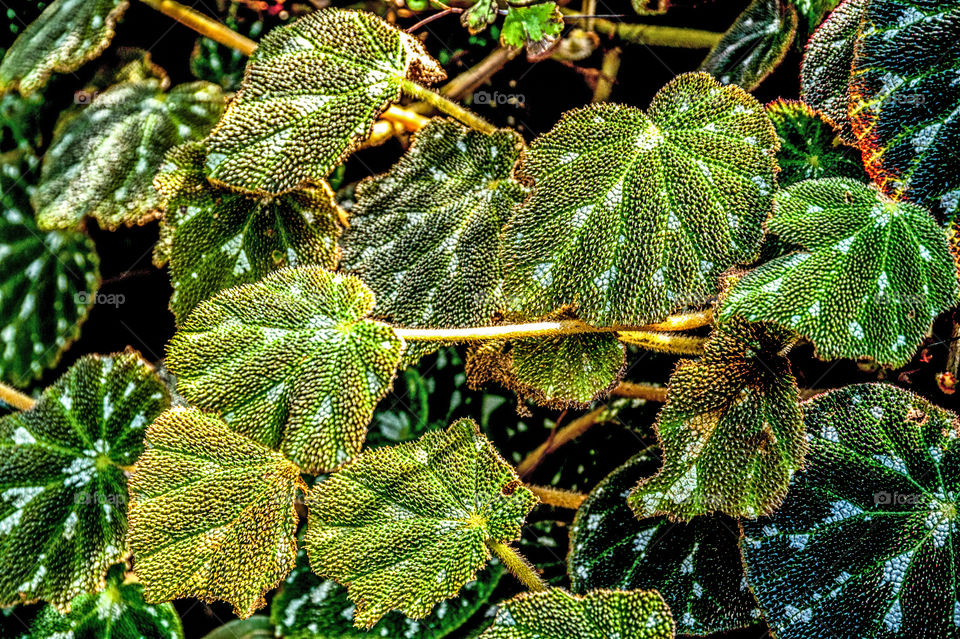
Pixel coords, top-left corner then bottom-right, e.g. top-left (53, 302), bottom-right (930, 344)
top-left (1, 0), bottom-right (960, 638)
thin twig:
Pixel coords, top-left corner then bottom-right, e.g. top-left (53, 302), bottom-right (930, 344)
top-left (527, 484), bottom-right (587, 509)
top-left (611, 381), bottom-right (668, 403)
top-left (517, 405), bottom-right (614, 478)
top-left (0, 382), bottom-right (36, 411)
top-left (591, 46), bottom-right (621, 102)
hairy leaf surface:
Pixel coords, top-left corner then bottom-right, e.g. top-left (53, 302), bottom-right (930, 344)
top-left (849, 0), bottom-right (960, 225)
top-left (0, 157), bottom-right (100, 387)
top-left (204, 9), bottom-right (446, 195)
top-left (25, 564), bottom-right (183, 638)
top-left (155, 143), bottom-right (343, 324)
top-left (503, 72), bottom-right (778, 327)
top-left (0, 0), bottom-right (128, 96)
top-left (742, 383), bottom-right (960, 638)
top-left (166, 266), bottom-right (403, 473)
top-left (342, 119), bottom-right (526, 329)
top-left (700, 0), bottom-right (798, 91)
top-left (480, 589), bottom-right (674, 638)
top-left (304, 419), bottom-right (536, 628)
top-left (569, 449), bottom-right (760, 635)
top-left (0, 351), bottom-right (170, 609)
top-left (766, 99), bottom-right (864, 187)
top-left (722, 178), bottom-right (958, 366)
top-left (271, 547), bottom-right (502, 639)
top-left (33, 79), bottom-right (224, 231)
top-left (629, 318), bottom-right (805, 520)
top-left (128, 407), bottom-right (304, 618)
top-left (800, 0), bottom-right (864, 145)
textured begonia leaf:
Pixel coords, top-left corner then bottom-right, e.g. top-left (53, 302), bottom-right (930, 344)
top-left (503, 72), bottom-right (778, 327)
top-left (165, 266), bottom-right (404, 473)
top-left (792, 0), bottom-right (842, 34)
top-left (0, 351), bottom-right (170, 609)
top-left (1, 90), bottom-right (46, 154)
top-left (33, 79), bottom-right (224, 231)
top-left (342, 119), bottom-right (526, 329)
top-left (800, 0), bottom-right (865, 145)
top-left (742, 383), bottom-right (960, 639)
top-left (0, 0), bottom-right (128, 96)
top-left (204, 9), bottom-right (445, 195)
top-left (24, 563), bottom-right (183, 639)
top-left (500, 4), bottom-right (564, 58)
top-left (304, 419), bottom-right (537, 628)
top-left (155, 143), bottom-right (343, 324)
top-left (721, 178), bottom-right (959, 366)
top-left (465, 332), bottom-right (626, 408)
top-left (849, 0), bottom-right (960, 225)
top-left (766, 99), bottom-right (865, 187)
top-left (128, 407), bottom-right (304, 618)
top-left (271, 547), bottom-right (503, 639)
top-left (700, 0), bottom-right (799, 91)
top-left (569, 449), bottom-right (761, 635)
top-left (480, 588), bottom-right (675, 638)
top-left (629, 318), bottom-right (805, 520)
top-left (0, 157), bottom-right (100, 387)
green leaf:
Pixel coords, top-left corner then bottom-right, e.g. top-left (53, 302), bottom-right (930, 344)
top-left (0, 351), bottom-right (170, 609)
top-left (128, 407), bottom-right (304, 618)
top-left (154, 142), bottom-right (343, 324)
top-left (271, 547), bottom-right (503, 639)
top-left (791, 0), bottom-right (842, 35)
top-left (303, 419), bottom-right (537, 628)
top-left (190, 20), bottom-right (263, 92)
top-left (342, 118), bottom-right (526, 329)
top-left (166, 266), bottom-right (404, 473)
top-left (33, 79), bottom-right (224, 231)
top-left (766, 99), bottom-right (865, 187)
top-left (800, 0), bottom-right (864, 145)
top-left (849, 0), bottom-right (960, 225)
top-left (461, 0), bottom-right (499, 35)
top-left (721, 178), bottom-right (959, 366)
top-left (204, 9), bottom-right (446, 195)
top-left (0, 156), bottom-right (100, 387)
top-left (466, 331), bottom-right (626, 408)
top-left (0, 0), bottom-right (128, 96)
top-left (1, 90), bottom-right (46, 154)
top-left (700, 0), bottom-right (799, 91)
top-left (500, 4), bottom-right (563, 60)
top-left (503, 72), bottom-right (778, 327)
top-left (25, 564), bottom-right (183, 638)
top-left (741, 383), bottom-right (960, 638)
top-left (569, 449), bottom-right (761, 635)
top-left (629, 318), bottom-right (805, 520)
top-left (479, 589), bottom-right (675, 638)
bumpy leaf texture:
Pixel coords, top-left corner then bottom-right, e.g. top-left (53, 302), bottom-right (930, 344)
top-left (24, 563), bottom-right (183, 639)
top-left (629, 318), bottom-right (805, 520)
top-left (800, 0), bottom-right (864, 144)
top-left (204, 9), bottom-right (446, 195)
top-left (568, 449), bottom-right (761, 635)
top-left (304, 419), bottom-right (537, 628)
top-left (342, 119), bottom-right (526, 329)
top-left (742, 383), bottom-right (960, 638)
top-left (480, 589), bottom-right (675, 638)
top-left (0, 157), bottom-right (99, 387)
top-left (166, 266), bottom-right (403, 473)
top-left (0, 351), bottom-right (170, 609)
top-left (154, 143), bottom-right (343, 324)
top-left (766, 99), bottom-right (865, 187)
top-left (849, 0), bottom-right (960, 228)
top-left (271, 547), bottom-right (503, 639)
top-left (128, 407), bottom-right (304, 618)
top-left (466, 331), bottom-right (626, 408)
top-left (503, 72), bottom-right (778, 327)
top-left (33, 78), bottom-right (224, 231)
top-left (0, 0), bottom-right (128, 96)
top-left (722, 178), bottom-right (958, 366)
top-left (700, 0), bottom-right (799, 91)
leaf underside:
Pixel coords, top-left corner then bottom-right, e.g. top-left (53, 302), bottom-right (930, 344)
top-left (304, 419), bottom-right (537, 628)
top-left (742, 383), bottom-right (960, 638)
top-left (128, 407), bottom-right (303, 619)
top-left (502, 72), bottom-right (779, 327)
top-left (721, 178), bottom-right (959, 366)
top-left (166, 266), bottom-right (404, 473)
top-left (204, 8), bottom-right (446, 195)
